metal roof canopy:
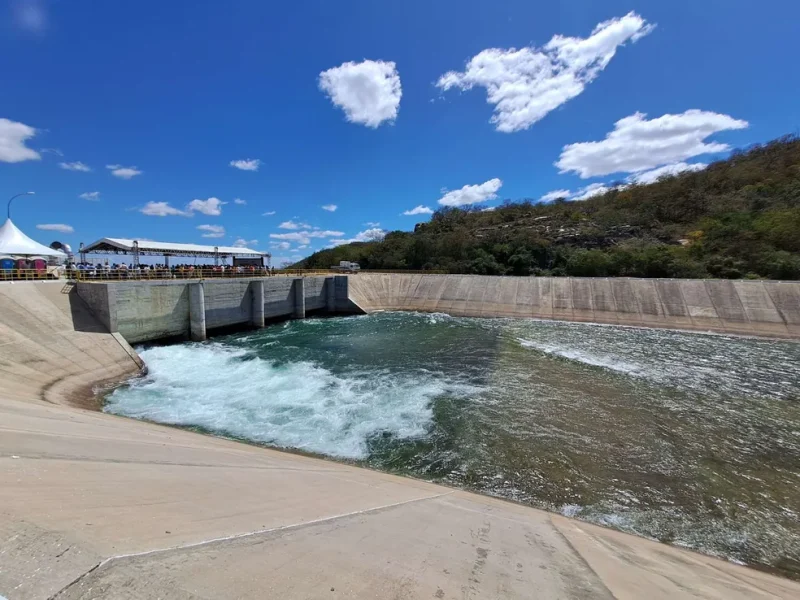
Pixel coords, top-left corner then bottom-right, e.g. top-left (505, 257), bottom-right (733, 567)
top-left (81, 237), bottom-right (270, 259)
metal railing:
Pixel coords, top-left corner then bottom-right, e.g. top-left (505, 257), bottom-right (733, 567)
top-left (0, 268), bottom-right (56, 281)
top-left (69, 267), bottom-right (337, 282)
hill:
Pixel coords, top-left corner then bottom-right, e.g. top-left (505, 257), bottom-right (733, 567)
top-left (297, 135), bottom-right (800, 279)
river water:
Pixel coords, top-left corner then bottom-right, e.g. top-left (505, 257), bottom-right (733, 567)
top-left (105, 312), bottom-right (800, 578)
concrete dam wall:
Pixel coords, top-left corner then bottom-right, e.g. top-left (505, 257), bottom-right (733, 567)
top-left (347, 274), bottom-right (800, 339)
top-left (77, 276), bottom-right (352, 344)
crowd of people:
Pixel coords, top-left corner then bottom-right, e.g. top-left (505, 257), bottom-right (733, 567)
top-left (68, 262), bottom-right (275, 280)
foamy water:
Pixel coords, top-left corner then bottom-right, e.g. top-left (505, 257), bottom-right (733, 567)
top-left (107, 312), bottom-right (800, 578)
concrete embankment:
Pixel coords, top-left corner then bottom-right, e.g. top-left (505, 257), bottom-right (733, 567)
top-left (3, 280), bottom-right (800, 598)
top-left (347, 274), bottom-right (800, 338)
top-left (0, 281), bottom-right (143, 406)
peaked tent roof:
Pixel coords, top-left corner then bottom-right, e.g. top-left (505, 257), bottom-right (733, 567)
top-left (0, 219), bottom-right (67, 258)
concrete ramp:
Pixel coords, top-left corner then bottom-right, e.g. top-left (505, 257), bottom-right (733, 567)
top-left (348, 274), bottom-right (800, 339)
top-left (0, 281), bottom-right (143, 407)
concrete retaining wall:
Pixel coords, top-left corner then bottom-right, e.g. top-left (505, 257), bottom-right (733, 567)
top-left (77, 276), bottom-right (341, 344)
top-left (347, 274), bottom-right (800, 339)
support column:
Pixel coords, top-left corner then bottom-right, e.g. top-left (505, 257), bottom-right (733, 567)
top-left (189, 282), bottom-right (207, 341)
top-left (326, 277), bottom-right (336, 313)
top-left (293, 277), bottom-right (306, 319)
top-left (252, 280), bottom-right (265, 327)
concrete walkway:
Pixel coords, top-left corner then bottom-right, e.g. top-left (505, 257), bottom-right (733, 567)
top-left (2, 282), bottom-right (799, 599)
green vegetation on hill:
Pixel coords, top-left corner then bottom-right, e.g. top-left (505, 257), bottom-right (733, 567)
top-left (297, 136), bottom-right (800, 279)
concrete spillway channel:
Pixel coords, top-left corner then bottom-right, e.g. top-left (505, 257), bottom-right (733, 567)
top-left (1, 278), bottom-right (799, 599)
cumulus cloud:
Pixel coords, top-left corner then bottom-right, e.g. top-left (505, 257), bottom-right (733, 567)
top-left (233, 198), bottom-right (247, 205)
top-left (37, 223), bottom-right (74, 234)
top-left (557, 110), bottom-right (748, 178)
top-left (436, 12), bottom-right (654, 132)
top-left (328, 228), bottom-right (387, 247)
top-left (79, 191), bottom-right (101, 201)
top-left (402, 205), bottom-right (434, 216)
top-left (60, 161), bottom-right (91, 172)
top-left (631, 162), bottom-right (708, 184)
top-left (106, 164), bottom-right (142, 179)
top-left (540, 183), bottom-right (614, 203)
top-left (233, 238), bottom-right (258, 248)
top-left (278, 220), bottom-right (311, 230)
top-left (262, 211), bottom-right (276, 216)
top-left (271, 230), bottom-right (345, 245)
top-left (0, 118), bottom-right (41, 163)
top-left (438, 178), bottom-right (502, 207)
top-left (321, 204), bottom-right (338, 212)
top-left (187, 197), bottom-right (225, 216)
top-left (539, 189), bottom-right (571, 203)
top-left (11, 0), bottom-right (47, 34)
top-left (197, 224), bottom-right (225, 238)
top-left (271, 241), bottom-right (291, 251)
top-left (230, 158), bottom-right (261, 171)
top-left (140, 202), bottom-right (190, 217)
top-left (319, 59), bottom-right (402, 128)
top-left (363, 221), bottom-right (380, 227)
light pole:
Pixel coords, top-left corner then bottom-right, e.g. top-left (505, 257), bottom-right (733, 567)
top-left (7, 191), bottom-right (35, 220)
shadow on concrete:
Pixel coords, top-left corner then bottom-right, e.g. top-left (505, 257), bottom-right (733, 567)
top-left (66, 288), bottom-right (109, 334)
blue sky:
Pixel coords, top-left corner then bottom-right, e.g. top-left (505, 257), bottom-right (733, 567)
top-left (2, 0), bottom-right (799, 265)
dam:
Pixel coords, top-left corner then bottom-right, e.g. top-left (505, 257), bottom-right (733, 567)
top-left (2, 276), bottom-right (800, 599)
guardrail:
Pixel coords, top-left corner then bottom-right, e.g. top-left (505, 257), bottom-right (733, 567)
top-left (0, 269), bottom-right (55, 281)
top-left (69, 268), bottom-right (337, 281)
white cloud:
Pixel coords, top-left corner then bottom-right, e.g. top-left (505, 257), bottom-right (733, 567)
top-left (403, 205), bottom-right (434, 216)
top-left (59, 161), bottom-right (91, 172)
top-left (539, 183), bottom-right (614, 203)
top-left (539, 189), bottom-right (571, 203)
top-left (106, 164), bottom-right (143, 179)
top-left (197, 224), bottom-right (225, 238)
top-left (79, 191), bottom-right (101, 201)
top-left (230, 158), bottom-right (261, 171)
top-left (271, 241), bottom-right (291, 251)
top-left (363, 221), bottom-right (380, 227)
top-left (233, 198), bottom-right (247, 205)
top-left (319, 60), bottom-right (402, 128)
top-left (233, 238), bottom-right (258, 248)
top-left (262, 211), bottom-right (276, 216)
top-left (36, 223), bottom-right (73, 234)
top-left (328, 228), bottom-right (386, 247)
top-left (321, 204), bottom-right (338, 212)
top-left (11, 0), bottom-right (47, 34)
top-left (140, 201), bottom-right (190, 217)
top-left (557, 110), bottom-right (748, 178)
top-left (187, 197), bottom-right (225, 216)
top-left (278, 220), bottom-right (310, 230)
top-left (631, 162), bottom-right (708, 184)
top-left (270, 230), bottom-right (344, 245)
top-left (0, 118), bottom-right (40, 163)
top-left (436, 12), bottom-right (654, 133)
top-left (438, 178), bottom-right (502, 207)
top-left (40, 147), bottom-right (63, 156)
top-left (297, 245), bottom-right (309, 250)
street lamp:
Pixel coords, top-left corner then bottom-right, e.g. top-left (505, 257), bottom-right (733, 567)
top-left (7, 191), bottom-right (35, 220)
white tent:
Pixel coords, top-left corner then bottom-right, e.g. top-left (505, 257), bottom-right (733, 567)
top-left (0, 219), bottom-right (67, 258)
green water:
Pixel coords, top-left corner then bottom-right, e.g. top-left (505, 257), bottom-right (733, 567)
top-left (107, 312), bottom-right (800, 578)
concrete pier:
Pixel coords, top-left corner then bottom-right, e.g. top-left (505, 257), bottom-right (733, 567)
top-left (251, 280), bottom-right (265, 328)
top-left (293, 277), bottom-right (305, 319)
top-left (188, 282), bottom-right (206, 341)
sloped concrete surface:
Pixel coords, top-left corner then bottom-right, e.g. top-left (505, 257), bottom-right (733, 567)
top-left (2, 281), bottom-right (799, 599)
top-left (348, 274), bottom-right (800, 339)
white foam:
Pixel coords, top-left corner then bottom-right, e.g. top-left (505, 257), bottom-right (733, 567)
top-left (518, 338), bottom-right (645, 377)
top-left (106, 343), bottom-right (477, 460)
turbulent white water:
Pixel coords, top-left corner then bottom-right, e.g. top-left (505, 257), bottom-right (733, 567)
top-left (106, 342), bottom-right (475, 459)
top-left (106, 311), bottom-right (800, 578)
